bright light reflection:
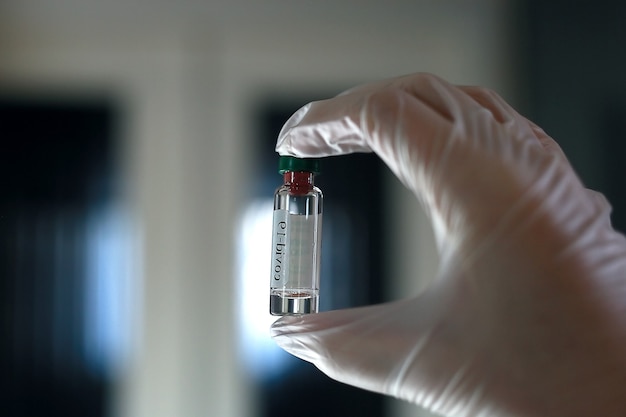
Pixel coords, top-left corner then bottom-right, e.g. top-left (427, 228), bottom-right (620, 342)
top-left (84, 204), bottom-right (140, 376)
top-left (237, 199), bottom-right (292, 379)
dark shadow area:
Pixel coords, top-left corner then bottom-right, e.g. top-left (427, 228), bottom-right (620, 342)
top-left (0, 95), bottom-right (118, 417)
top-left (523, 0), bottom-right (626, 232)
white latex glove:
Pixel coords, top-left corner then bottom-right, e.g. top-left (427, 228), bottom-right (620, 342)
top-left (271, 73), bottom-right (626, 417)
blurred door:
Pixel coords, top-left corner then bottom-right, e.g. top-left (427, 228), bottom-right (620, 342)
top-left (0, 95), bottom-right (123, 417)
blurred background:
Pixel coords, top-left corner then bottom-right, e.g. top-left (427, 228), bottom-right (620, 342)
top-left (1, 1), bottom-right (625, 416)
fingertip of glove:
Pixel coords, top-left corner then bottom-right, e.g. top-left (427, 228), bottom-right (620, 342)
top-left (270, 316), bottom-right (322, 363)
top-left (274, 130), bottom-right (294, 156)
top-left (270, 315), bottom-right (306, 336)
top-left (275, 103), bottom-right (313, 155)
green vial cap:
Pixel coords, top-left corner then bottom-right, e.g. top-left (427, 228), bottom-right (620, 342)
top-left (278, 155), bottom-right (321, 174)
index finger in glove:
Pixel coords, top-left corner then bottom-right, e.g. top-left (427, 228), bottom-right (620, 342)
top-left (275, 73), bottom-right (562, 201)
top-left (276, 73), bottom-right (546, 159)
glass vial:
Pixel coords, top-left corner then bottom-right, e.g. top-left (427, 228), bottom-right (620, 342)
top-left (270, 156), bottom-right (323, 315)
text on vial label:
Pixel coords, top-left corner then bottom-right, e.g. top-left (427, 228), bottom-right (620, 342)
top-left (270, 210), bottom-right (319, 288)
top-left (271, 210), bottom-right (289, 283)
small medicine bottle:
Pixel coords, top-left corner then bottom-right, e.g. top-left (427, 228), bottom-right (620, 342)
top-left (269, 155), bottom-right (323, 316)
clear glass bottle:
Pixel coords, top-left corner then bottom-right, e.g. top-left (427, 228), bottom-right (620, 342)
top-left (270, 156), bottom-right (323, 315)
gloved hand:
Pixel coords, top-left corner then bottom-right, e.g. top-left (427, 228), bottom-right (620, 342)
top-left (271, 73), bottom-right (626, 417)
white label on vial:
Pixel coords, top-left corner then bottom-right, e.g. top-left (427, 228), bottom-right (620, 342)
top-left (271, 209), bottom-right (318, 288)
top-left (287, 214), bottom-right (315, 286)
top-left (271, 209), bottom-right (289, 285)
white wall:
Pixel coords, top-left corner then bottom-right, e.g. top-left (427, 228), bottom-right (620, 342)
top-left (0, 2), bottom-right (518, 416)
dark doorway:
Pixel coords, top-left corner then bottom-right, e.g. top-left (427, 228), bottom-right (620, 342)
top-left (0, 95), bottom-right (119, 417)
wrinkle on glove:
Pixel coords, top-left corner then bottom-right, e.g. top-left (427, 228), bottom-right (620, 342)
top-left (272, 73), bottom-right (626, 417)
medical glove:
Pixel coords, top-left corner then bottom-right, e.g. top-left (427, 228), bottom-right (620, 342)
top-left (271, 73), bottom-right (626, 417)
